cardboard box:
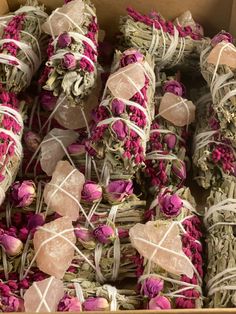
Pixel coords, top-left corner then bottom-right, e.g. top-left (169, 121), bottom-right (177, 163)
top-left (0, 0), bottom-right (236, 313)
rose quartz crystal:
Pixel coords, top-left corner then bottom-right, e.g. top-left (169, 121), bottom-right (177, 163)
top-left (207, 42), bottom-right (236, 69)
top-left (43, 160), bottom-right (85, 221)
top-left (33, 216), bottom-right (76, 279)
top-left (24, 277), bottom-right (64, 312)
top-left (159, 92), bottom-right (195, 127)
top-left (42, 0), bottom-right (85, 36)
top-left (107, 63), bottom-right (145, 100)
top-left (129, 221), bottom-right (194, 278)
top-left (174, 10), bottom-right (204, 36)
top-left (40, 128), bottom-right (77, 176)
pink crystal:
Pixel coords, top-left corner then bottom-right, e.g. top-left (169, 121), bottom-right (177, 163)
top-left (107, 63), bottom-right (145, 100)
top-left (42, 0), bottom-right (85, 36)
top-left (207, 42), bottom-right (236, 69)
top-left (43, 160), bottom-right (85, 221)
top-left (129, 221), bottom-right (194, 278)
top-left (174, 10), bottom-right (204, 36)
top-left (40, 128), bottom-right (77, 176)
top-left (24, 277), bottom-right (64, 312)
top-left (159, 92), bottom-right (195, 127)
top-left (33, 216), bottom-right (76, 279)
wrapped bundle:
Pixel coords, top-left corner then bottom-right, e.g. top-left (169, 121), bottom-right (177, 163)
top-left (40, 0), bottom-right (98, 104)
top-left (204, 178), bottom-right (236, 307)
top-left (144, 79), bottom-right (194, 194)
top-left (0, 0), bottom-right (48, 93)
top-left (200, 31), bottom-right (236, 145)
top-left (130, 186), bottom-right (203, 309)
top-left (193, 93), bottom-right (236, 189)
top-left (120, 8), bottom-right (209, 70)
top-left (86, 48), bottom-right (155, 183)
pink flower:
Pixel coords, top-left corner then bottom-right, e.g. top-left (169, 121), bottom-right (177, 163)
top-left (11, 180), bottom-right (36, 207)
top-left (39, 91), bottom-right (57, 111)
top-left (120, 49), bottom-right (144, 67)
top-left (148, 296), bottom-right (171, 310)
top-left (164, 133), bottom-right (177, 149)
top-left (67, 144), bottom-right (85, 155)
top-left (93, 225), bottom-right (114, 244)
top-left (142, 277), bottom-right (164, 299)
top-left (24, 131), bottom-right (42, 152)
top-left (58, 32), bottom-right (72, 48)
top-left (163, 80), bottom-right (185, 96)
top-left (0, 234), bottom-right (23, 256)
top-left (1, 296), bottom-right (21, 312)
top-left (61, 53), bottom-right (77, 70)
top-left (172, 160), bottom-right (186, 181)
top-left (27, 214), bottom-right (45, 232)
top-left (83, 297), bottom-right (109, 311)
top-left (81, 181), bottom-right (102, 203)
top-left (211, 31), bottom-right (233, 46)
top-left (112, 120), bottom-right (128, 140)
top-left (75, 226), bottom-right (94, 242)
top-left (159, 191), bottom-right (183, 217)
top-left (111, 99), bottom-right (126, 116)
top-left (105, 180), bottom-right (133, 203)
top-left (58, 296), bottom-right (82, 312)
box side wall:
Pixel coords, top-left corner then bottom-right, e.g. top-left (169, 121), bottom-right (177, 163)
top-left (230, 0), bottom-right (236, 36)
top-left (0, 0), bottom-right (9, 15)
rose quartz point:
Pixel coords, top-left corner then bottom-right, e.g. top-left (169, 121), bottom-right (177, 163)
top-left (129, 221), bottom-right (194, 278)
top-left (207, 42), bottom-right (236, 69)
top-left (40, 128), bottom-right (77, 176)
top-left (159, 92), bottom-right (195, 127)
top-left (174, 10), bottom-right (204, 36)
top-left (107, 63), bottom-right (145, 100)
top-left (43, 160), bottom-right (85, 221)
top-left (33, 216), bottom-right (76, 278)
top-left (24, 277), bottom-right (64, 312)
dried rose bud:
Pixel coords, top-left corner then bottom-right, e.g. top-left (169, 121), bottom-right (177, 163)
top-left (112, 120), bottom-right (128, 140)
top-left (211, 31), bottom-right (233, 46)
top-left (111, 99), bottom-right (125, 116)
top-left (172, 160), bottom-right (186, 181)
top-left (149, 296), bottom-right (171, 310)
top-left (105, 180), bottom-right (133, 203)
top-left (0, 234), bottom-right (23, 256)
top-left (11, 180), bottom-right (36, 207)
top-left (58, 296), bottom-right (82, 312)
top-left (24, 131), bottom-right (42, 152)
top-left (158, 192), bottom-right (183, 217)
top-left (142, 277), bottom-right (164, 299)
top-left (93, 225), bottom-right (114, 244)
top-left (1, 295), bottom-right (21, 312)
top-left (120, 49), bottom-right (144, 67)
top-left (163, 80), bottom-right (184, 96)
top-left (75, 226), bottom-right (93, 242)
top-left (164, 133), bottom-right (177, 150)
top-left (81, 181), bottom-right (102, 203)
top-left (27, 214), bottom-right (45, 232)
top-left (67, 143), bottom-right (85, 155)
top-left (61, 53), bottom-right (77, 70)
top-left (58, 32), bottom-right (72, 48)
top-left (83, 297), bottom-right (109, 311)
top-left (39, 90), bottom-right (57, 111)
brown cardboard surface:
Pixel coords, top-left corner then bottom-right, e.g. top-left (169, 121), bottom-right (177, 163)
top-left (0, 0), bottom-right (9, 15)
top-left (230, 0), bottom-right (236, 36)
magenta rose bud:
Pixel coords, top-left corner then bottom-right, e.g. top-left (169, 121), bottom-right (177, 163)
top-left (67, 143), bottom-right (85, 155)
top-left (75, 226), bottom-right (93, 242)
top-left (58, 32), bottom-right (72, 48)
top-left (112, 120), bottom-right (128, 140)
top-left (83, 297), bottom-right (109, 311)
top-left (163, 80), bottom-right (184, 96)
top-left (58, 296), bottom-right (82, 312)
top-left (0, 234), bottom-right (23, 256)
top-left (39, 90), bottom-right (57, 111)
top-left (159, 192), bottom-right (183, 217)
top-left (120, 49), bottom-right (144, 67)
top-left (93, 225), bottom-right (114, 244)
top-left (172, 160), bottom-right (186, 181)
top-left (27, 214), bottom-right (45, 232)
top-left (142, 277), bottom-right (164, 299)
top-left (105, 180), bottom-right (133, 203)
top-left (149, 296), bottom-right (171, 310)
top-left (211, 31), bottom-right (233, 46)
top-left (81, 181), bottom-right (102, 203)
top-left (11, 180), bottom-right (36, 207)
top-left (24, 131), bottom-right (42, 152)
top-left (111, 99), bottom-right (125, 116)
top-left (61, 53), bottom-right (77, 70)
top-left (164, 133), bottom-right (177, 150)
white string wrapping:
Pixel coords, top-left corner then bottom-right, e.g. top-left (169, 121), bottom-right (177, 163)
top-left (34, 276), bottom-right (54, 312)
top-left (104, 285), bottom-right (118, 311)
top-left (73, 282), bottom-right (85, 303)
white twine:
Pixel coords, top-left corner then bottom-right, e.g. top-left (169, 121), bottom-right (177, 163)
top-left (15, 6), bottom-right (48, 18)
top-left (34, 276), bottom-right (54, 312)
top-left (146, 150), bottom-right (180, 161)
top-left (73, 282), bottom-right (85, 303)
top-left (104, 285), bottom-right (118, 311)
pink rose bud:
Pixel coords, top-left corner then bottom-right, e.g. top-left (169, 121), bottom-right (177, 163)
top-left (39, 90), bottom-right (57, 111)
top-left (2, 296), bottom-right (21, 312)
top-left (81, 181), bottom-right (102, 203)
top-left (58, 296), bottom-right (82, 312)
top-left (67, 143), bottom-right (85, 155)
top-left (93, 225), bottom-right (114, 244)
top-left (142, 277), bottom-right (164, 299)
top-left (163, 80), bottom-right (184, 96)
top-left (149, 296), bottom-right (171, 310)
top-left (105, 180), bottom-right (133, 203)
top-left (83, 297), bottom-right (109, 311)
top-left (75, 225), bottom-right (94, 242)
top-left (120, 49), bottom-right (144, 67)
top-left (111, 99), bottom-right (125, 116)
top-left (159, 192), bottom-right (183, 217)
top-left (61, 53), bottom-right (77, 70)
top-left (24, 131), bottom-right (42, 152)
top-left (11, 180), bottom-right (36, 207)
top-left (172, 160), bottom-right (186, 181)
top-left (112, 120), bottom-right (128, 140)
top-left (58, 32), bottom-right (72, 48)
top-left (211, 31), bottom-right (233, 46)
top-left (164, 133), bottom-right (177, 150)
top-left (0, 234), bottom-right (23, 256)
top-left (27, 214), bottom-right (45, 232)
